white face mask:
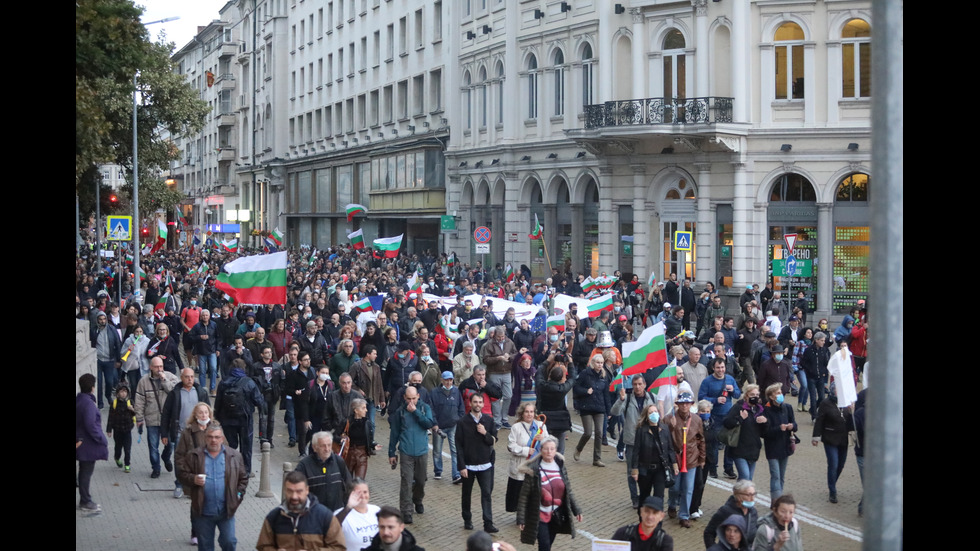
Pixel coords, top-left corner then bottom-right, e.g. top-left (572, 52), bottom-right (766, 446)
top-left (318, 373), bottom-right (330, 382)
top-left (197, 417), bottom-right (210, 426)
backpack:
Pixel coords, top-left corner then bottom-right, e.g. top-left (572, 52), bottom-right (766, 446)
top-left (219, 377), bottom-right (250, 420)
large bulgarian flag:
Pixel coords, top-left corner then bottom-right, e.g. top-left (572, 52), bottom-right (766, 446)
top-left (406, 269), bottom-right (421, 292)
top-left (620, 323), bottom-right (669, 379)
top-left (150, 219), bottom-right (168, 253)
top-left (269, 228), bottom-right (284, 247)
top-left (346, 203), bottom-right (368, 222)
top-left (373, 234), bottom-right (403, 258)
top-left (348, 229), bottom-right (365, 250)
top-left (586, 293), bottom-right (614, 318)
top-left (546, 314), bottom-right (565, 332)
top-left (528, 213), bottom-right (543, 240)
top-left (214, 251), bottom-right (288, 305)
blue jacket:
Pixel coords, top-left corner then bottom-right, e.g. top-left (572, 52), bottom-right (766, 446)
top-left (190, 320), bottom-right (219, 355)
top-left (429, 384), bottom-right (465, 429)
top-left (698, 374), bottom-right (741, 419)
top-left (388, 400), bottom-right (435, 458)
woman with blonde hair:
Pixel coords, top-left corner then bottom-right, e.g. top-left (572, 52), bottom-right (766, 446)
top-left (174, 402), bottom-right (215, 546)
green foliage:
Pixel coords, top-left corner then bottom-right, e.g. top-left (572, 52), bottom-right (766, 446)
top-left (76, 0), bottom-right (209, 188)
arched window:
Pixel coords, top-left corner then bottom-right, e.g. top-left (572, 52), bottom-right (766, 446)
top-left (527, 55), bottom-right (538, 119)
top-left (842, 19), bottom-right (871, 98)
top-left (478, 66), bottom-right (488, 128)
top-left (462, 70), bottom-right (472, 130)
top-left (775, 22), bottom-right (805, 99)
top-left (553, 49), bottom-right (565, 116)
top-left (662, 30), bottom-right (686, 100)
top-left (769, 173), bottom-right (816, 202)
top-left (581, 44), bottom-right (594, 106)
top-left (836, 173), bottom-right (869, 202)
top-left (495, 61), bottom-right (505, 125)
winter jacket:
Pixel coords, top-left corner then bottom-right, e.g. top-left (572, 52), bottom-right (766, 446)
top-left (630, 423), bottom-right (677, 474)
top-left (76, 392), bottom-right (109, 462)
top-left (515, 454), bottom-right (581, 545)
top-left (430, 384), bottom-right (465, 430)
top-left (160, 383), bottom-right (210, 441)
top-left (134, 372), bottom-right (180, 426)
top-left (751, 512), bottom-right (803, 551)
top-left (214, 368), bottom-right (266, 427)
top-left (812, 399), bottom-right (853, 448)
top-left (507, 419), bottom-right (549, 479)
top-left (723, 399), bottom-right (769, 462)
top-left (610, 390), bottom-right (658, 446)
top-left (456, 412), bottom-right (497, 467)
top-left (190, 320), bottom-right (219, 355)
top-left (120, 334), bottom-right (150, 375)
top-left (763, 401), bottom-right (797, 460)
top-left (664, 413), bottom-right (706, 470)
top-left (286, 367), bottom-right (315, 422)
top-left (706, 514), bottom-right (750, 551)
top-left (363, 527), bottom-right (424, 551)
top-left (298, 333), bottom-right (331, 367)
top-left (388, 399), bottom-right (435, 458)
top-left (611, 522), bottom-right (673, 551)
top-left (177, 444), bottom-right (249, 518)
top-left (328, 352), bottom-right (359, 386)
top-left (574, 367), bottom-right (611, 415)
top-left (698, 375), bottom-right (741, 420)
top-left (295, 452), bottom-right (353, 512)
top-left (481, 337), bottom-right (518, 375)
top-left (322, 389), bottom-right (365, 433)
top-left (256, 495), bottom-right (346, 551)
top-left (146, 335), bottom-right (184, 374)
top-left (349, 359), bottom-right (384, 404)
top-left (175, 422), bottom-right (211, 494)
top-left (703, 495), bottom-right (759, 548)
top-left (458, 375), bottom-right (502, 415)
top-left (801, 344), bottom-right (830, 380)
top-left (91, 324), bottom-right (123, 361)
top-left (756, 358), bottom-right (793, 396)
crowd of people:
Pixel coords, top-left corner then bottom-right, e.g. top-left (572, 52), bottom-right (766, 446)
top-left (77, 242), bottom-right (869, 551)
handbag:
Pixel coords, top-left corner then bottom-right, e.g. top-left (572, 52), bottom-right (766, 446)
top-left (720, 423), bottom-right (741, 448)
top-left (332, 420), bottom-right (352, 464)
top-left (787, 432), bottom-right (800, 456)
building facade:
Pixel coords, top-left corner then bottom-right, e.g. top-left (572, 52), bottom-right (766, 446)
top-left (445, 0), bottom-right (871, 316)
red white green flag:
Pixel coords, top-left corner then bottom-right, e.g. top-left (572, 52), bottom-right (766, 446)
top-left (528, 213), bottom-right (543, 240)
top-left (586, 294), bottom-right (614, 318)
top-left (214, 252), bottom-right (288, 305)
top-left (352, 296), bottom-right (373, 314)
top-left (346, 203), bottom-right (368, 222)
top-left (221, 238), bottom-right (239, 253)
top-left (407, 269), bottom-right (421, 292)
top-left (154, 292), bottom-right (170, 319)
top-left (348, 229), bottom-right (365, 250)
top-left (594, 275), bottom-right (619, 290)
top-left (447, 253), bottom-right (456, 267)
top-left (581, 277), bottom-right (597, 293)
top-left (504, 263), bottom-right (515, 283)
top-left (646, 364), bottom-right (678, 394)
top-left (269, 228), bottom-right (284, 247)
top-left (373, 234), bottom-right (403, 258)
top-left (546, 315), bottom-right (565, 332)
top-left (620, 322), bottom-right (668, 378)
top-left (150, 219), bottom-right (168, 253)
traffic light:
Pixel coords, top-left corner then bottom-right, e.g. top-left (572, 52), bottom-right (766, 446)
top-left (142, 227), bottom-right (150, 236)
top-left (109, 194), bottom-right (118, 203)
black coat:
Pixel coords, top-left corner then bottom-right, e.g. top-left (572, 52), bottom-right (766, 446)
top-left (631, 423), bottom-right (677, 473)
top-left (574, 367), bottom-right (611, 415)
top-left (762, 402), bottom-right (797, 460)
top-left (723, 400), bottom-right (768, 462)
top-left (516, 454), bottom-right (581, 545)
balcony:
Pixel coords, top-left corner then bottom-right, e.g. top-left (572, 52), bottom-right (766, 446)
top-left (584, 97), bottom-right (733, 129)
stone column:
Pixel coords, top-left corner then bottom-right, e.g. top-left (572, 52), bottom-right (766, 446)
top-left (731, 160), bottom-right (754, 287)
top-left (693, 0), bottom-right (709, 97)
top-left (695, 162), bottom-right (713, 286)
top-left (631, 165), bottom-right (649, 279)
top-left (571, 204), bottom-right (585, 275)
top-left (816, 203), bottom-right (833, 317)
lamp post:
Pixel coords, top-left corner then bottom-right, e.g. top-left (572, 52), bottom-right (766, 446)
top-left (131, 16), bottom-right (178, 302)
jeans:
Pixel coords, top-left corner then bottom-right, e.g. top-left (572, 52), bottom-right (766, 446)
top-left (146, 425), bottom-right (173, 474)
top-left (432, 426), bottom-right (459, 479)
top-left (672, 468), bottom-right (697, 519)
top-left (576, 412), bottom-right (604, 462)
top-left (807, 375), bottom-right (827, 419)
top-left (796, 370), bottom-right (809, 407)
top-left (171, 431), bottom-right (183, 489)
top-left (768, 457), bottom-right (789, 499)
top-left (461, 467), bottom-right (494, 528)
top-left (824, 442), bottom-right (848, 496)
top-left (733, 457), bottom-right (756, 481)
top-left (198, 354), bottom-right (218, 392)
top-left (488, 373), bottom-right (513, 426)
top-left (399, 452), bottom-right (427, 516)
top-left (97, 359), bottom-right (118, 408)
top-left (126, 370), bottom-right (142, 395)
top-left (552, 430), bottom-right (567, 456)
top-left (284, 398), bottom-right (297, 442)
top-left (191, 513), bottom-right (237, 551)
top-left (537, 516), bottom-right (560, 551)
top-left (78, 461), bottom-right (96, 506)
top-left (258, 398), bottom-right (275, 442)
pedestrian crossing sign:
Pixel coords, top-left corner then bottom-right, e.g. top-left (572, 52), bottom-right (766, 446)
top-left (674, 231), bottom-right (693, 251)
top-left (106, 216), bottom-right (132, 241)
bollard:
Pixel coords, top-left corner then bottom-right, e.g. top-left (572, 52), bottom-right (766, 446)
top-left (255, 441), bottom-right (274, 497)
top-left (280, 460), bottom-right (295, 499)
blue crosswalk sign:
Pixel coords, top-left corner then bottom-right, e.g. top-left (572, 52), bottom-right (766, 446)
top-left (674, 231), bottom-right (693, 251)
top-left (106, 216), bottom-right (132, 241)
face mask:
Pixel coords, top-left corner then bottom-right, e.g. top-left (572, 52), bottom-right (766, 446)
top-left (197, 417), bottom-right (210, 426)
top-left (741, 500), bottom-right (755, 508)
top-left (775, 394), bottom-right (785, 404)
top-left (398, 353), bottom-right (406, 359)
top-left (421, 355), bottom-right (431, 362)
top-left (774, 354), bottom-right (784, 362)
top-left (748, 396), bottom-right (760, 405)
top-left (570, 310), bottom-right (577, 316)
top-left (647, 412), bottom-right (660, 424)
top-left (318, 373), bottom-right (329, 382)
top-left (410, 382), bottom-right (421, 388)
top-left (614, 306), bottom-right (621, 313)
top-left (190, 300), bottom-right (197, 306)
top-left (549, 335), bottom-right (559, 343)
top-left (304, 313), bottom-right (312, 319)
top-left (699, 412), bottom-right (711, 422)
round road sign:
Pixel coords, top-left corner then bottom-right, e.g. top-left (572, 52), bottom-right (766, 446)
top-left (474, 226), bottom-right (492, 244)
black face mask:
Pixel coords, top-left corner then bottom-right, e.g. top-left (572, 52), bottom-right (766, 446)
top-left (748, 396), bottom-right (760, 405)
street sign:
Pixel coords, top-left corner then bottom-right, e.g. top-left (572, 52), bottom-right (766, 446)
top-left (673, 231), bottom-right (693, 251)
top-left (106, 216), bottom-right (132, 241)
top-left (473, 226), bottom-right (492, 244)
top-left (475, 243), bottom-right (490, 254)
top-left (784, 233), bottom-right (797, 256)
top-left (507, 233), bottom-right (519, 242)
top-left (440, 215), bottom-right (456, 231)
top-left (772, 258), bottom-right (812, 277)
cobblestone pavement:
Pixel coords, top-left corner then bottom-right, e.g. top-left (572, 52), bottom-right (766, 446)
top-left (77, 392), bottom-right (863, 550)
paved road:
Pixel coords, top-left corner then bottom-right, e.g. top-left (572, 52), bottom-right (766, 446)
top-left (77, 394), bottom-right (864, 550)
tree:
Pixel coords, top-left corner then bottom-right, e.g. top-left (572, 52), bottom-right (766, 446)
top-left (76, 0), bottom-right (209, 199)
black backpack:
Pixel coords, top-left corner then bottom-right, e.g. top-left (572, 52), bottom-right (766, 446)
top-left (220, 377), bottom-right (250, 420)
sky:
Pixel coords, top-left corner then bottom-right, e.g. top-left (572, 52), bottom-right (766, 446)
top-left (139, 0), bottom-right (226, 51)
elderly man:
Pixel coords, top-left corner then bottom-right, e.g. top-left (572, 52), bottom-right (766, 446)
top-left (295, 431), bottom-right (353, 512)
top-left (329, 339), bottom-right (359, 386)
top-left (161, 368), bottom-right (210, 498)
top-left (324, 373), bottom-right (366, 433)
top-left (245, 327), bottom-right (270, 361)
top-left (349, 344), bottom-right (385, 427)
top-left (665, 392), bottom-right (706, 528)
top-left (480, 326), bottom-right (517, 429)
top-left (388, 385), bottom-right (435, 524)
top-left (90, 310), bottom-right (122, 409)
top-left (135, 356), bottom-right (180, 478)
top-left (431, 371), bottom-right (464, 483)
top-left (298, 321), bottom-right (331, 367)
top-left (680, 348), bottom-right (708, 398)
top-left (257, 471), bottom-right (346, 551)
top-left (178, 424), bottom-right (249, 551)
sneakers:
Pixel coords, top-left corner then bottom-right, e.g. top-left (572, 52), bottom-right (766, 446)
top-left (116, 459), bottom-right (124, 468)
top-left (484, 525), bottom-right (499, 533)
top-left (163, 458), bottom-right (174, 472)
top-left (573, 449), bottom-right (582, 461)
top-left (500, 420), bottom-right (512, 429)
top-left (691, 509), bottom-right (703, 519)
top-left (434, 474), bottom-right (442, 480)
top-left (452, 477), bottom-right (463, 485)
top-left (124, 466), bottom-right (131, 473)
top-left (79, 502), bottom-right (102, 513)
top-left (174, 487), bottom-right (184, 499)
top-left (708, 471), bottom-right (718, 479)
top-left (617, 451), bottom-right (625, 462)
top-left (593, 460), bottom-right (606, 468)
top-left (723, 471), bottom-right (737, 480)
top-left (151, 470), bottom-right (161, 479)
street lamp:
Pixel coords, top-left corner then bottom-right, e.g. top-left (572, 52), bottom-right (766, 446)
top-left (131, 16), bottom-right (178, 302)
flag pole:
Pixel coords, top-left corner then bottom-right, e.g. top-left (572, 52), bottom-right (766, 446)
top-left (540, 234), bottom-right (554, 275)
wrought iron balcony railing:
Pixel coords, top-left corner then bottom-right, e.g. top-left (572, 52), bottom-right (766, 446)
top-left (583, 97), bottom-right (733, 129)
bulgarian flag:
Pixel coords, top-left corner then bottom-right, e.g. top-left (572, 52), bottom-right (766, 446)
top-left (137, 266), bottom-right (147, 281)
top-left (221, 238), bottom-right (239, 253)
top-left (504, 263), bottom-right (515, 283)
top-left (447, 253), bottom-right (456, 268)
top-left (150, 219), bottom-right (168, 253)
top-left (352, 296), bottom-right (374, 314)
top-left (528, 213), bottom-right (543, 240)
top-left (581, 277), bottom-right (597, 293)
top-left (348, 229), bottom-right (365, 250)
top-left (373, 234), bottom-right (403, 258)
top-left (646, 364), bottom-right (678, 394)
top-left (620, 323), bottom-right (669, 378)
top-left (214, 251), bottom-right (288, 305)
top-left (154, 292), bottom-right (172, 320)
top-left (346, 203), bottom-right (368, 222)
top-left (586, 293), bottom-right (614, 318)
top-left (406, 270), bottom-right (421, 292)
top-left (546, 314), bottom-right (565, 332)
top-left (594, 275), bottom-right (619, 290)
top-left (269, 228), bottom-right (284, 247)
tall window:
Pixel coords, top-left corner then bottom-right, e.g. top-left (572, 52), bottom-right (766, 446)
top-left (553, 49), bottom-right (565, 116)
top-left (527, 55), bottom-right (538, 119)
top-left (775, 22), bottom-right (805, 99)
top-left (662, 30), bottom-right (686, 99)
top-left (463, 71), bottom-right (472, 129)
top-left (581, 44), bottom-right (594, 106)
top-left (842, 19), bottom-right (871, 98)
top-left (479, 66), bottom-right (488, 128)
top-left (495, 62), bottom-right (505, 125)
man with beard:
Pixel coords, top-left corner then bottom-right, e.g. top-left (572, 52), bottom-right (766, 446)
top-left (256, 471), bottom-right (345, 551)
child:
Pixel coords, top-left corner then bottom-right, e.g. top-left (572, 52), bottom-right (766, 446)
top-left (690, 400), bottom-right (714, 519)
top-left (106, 382), bottom-right (136, 473)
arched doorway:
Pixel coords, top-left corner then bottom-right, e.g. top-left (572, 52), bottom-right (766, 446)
top-left (832, 173), bottom-right (870, 311)
top-left (767, 173), bottom-right (818, 310)
top-left (660, 177), bottom-right (698, 282)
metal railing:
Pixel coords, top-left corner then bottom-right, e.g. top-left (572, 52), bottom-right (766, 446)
top-left (583, 96), bottom-right (733, 128)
